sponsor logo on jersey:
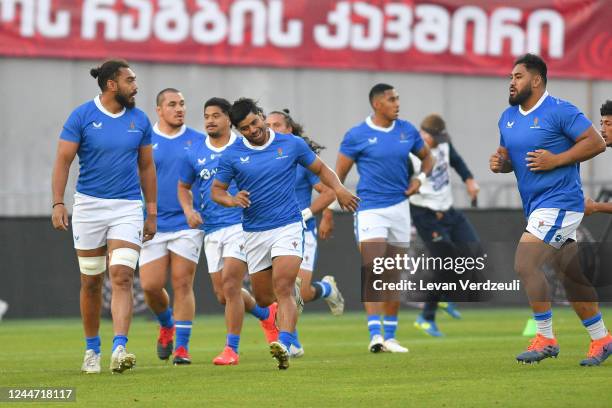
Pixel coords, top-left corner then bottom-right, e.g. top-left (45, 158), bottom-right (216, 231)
top-left (368, 137), bottom-right (378, 144)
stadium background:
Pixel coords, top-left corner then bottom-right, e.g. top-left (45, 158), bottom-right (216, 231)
top-left (1, 0), bottom-right (611, 318)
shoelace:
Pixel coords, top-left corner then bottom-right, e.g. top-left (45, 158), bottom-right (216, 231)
top-left (526, 336), bottom-right (544, 351)
top-left (586, 341), bottom-right (600, 358)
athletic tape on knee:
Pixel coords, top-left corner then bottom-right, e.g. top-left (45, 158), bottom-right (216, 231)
top-left (78, 256), bottom-right (106, 276)
top-left (109, 248), bottom-right (140, 270)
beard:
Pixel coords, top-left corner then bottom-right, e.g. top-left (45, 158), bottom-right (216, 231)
top-left (115, 92), bottom-right (135, 109)
top-left (509, 86), bottom-right (532, 106)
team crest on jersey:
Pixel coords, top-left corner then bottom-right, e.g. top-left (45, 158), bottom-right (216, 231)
top-left (130, 121), bottom-right (135, 129)
top-left (127, 120), bottom-right (140, 133)
top-left (368, 137), bottom-right (378, 144)
top-left (277, 148), bottom-right (283, 156)
top-left (530, 117), bottom-right (540, 129)
top-left (211, 153), bottom-right (217, 160)
top-left (292, 241), bottom-right (298, 248)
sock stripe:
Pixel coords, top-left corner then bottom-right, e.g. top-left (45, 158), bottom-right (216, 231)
top-left (383, 321), bottom-right (398, 326)
top-left (582, 312), bottom-right (602, 327)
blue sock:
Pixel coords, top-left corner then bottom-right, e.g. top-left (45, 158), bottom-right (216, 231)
top-left (175, 321), bottom-right (192, 350)
top-left (112, 335), bottom-right (127, 352)
top-left (278, 331), bottom-right (294, 350)
top-left (292, 330), bottom-right (302, 348)
top-left (383, 315), bottom-right (398, 340)
top-left (156, 307), bottom-right (174, 328)
top-left (86, 335), bottom-right (101, 354)
top-left (226, 334), bottom-right (240, 353)
top-left (313, 281), bottom-right (332, 298)
top-left (367, 315), bottom-right (382, 340)
top-left (250, 304), bottom-right (269, 321)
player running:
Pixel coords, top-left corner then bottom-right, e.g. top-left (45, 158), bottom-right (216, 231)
top-left (490, 54), bottom-right (610, 366)
top-left (51, 59), bottom-right (156, 374)
top-left (212, 98), bottom-right (358, 369)
top-left (334, 83), bottom-right (433, 353)
top-left (138, 88), bottom-right (203, 365)
top-left (178, 97), bottom-right (278, 366)
top-left (584, 100), bottom-right (612, 215)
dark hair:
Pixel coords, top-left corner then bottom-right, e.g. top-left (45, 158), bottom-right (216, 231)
top-left (601, 100), bottom-right (612, 117)
top-left (369, 83), bottom-right (394, 105)
top-left (229, 98), bottom-right (263, 127)
top-left (269, 109), bottom-right (325, 154)
top-left (205, 97), bottom-right (232, 116)
top-left (421, 113), bottom-right (450, 144)
top-left (156, 88), bottom-right (181, 106)
top-left (90, 59), bottom-right (130, 91)
top-left (513, 53), bottom-right (547, 85)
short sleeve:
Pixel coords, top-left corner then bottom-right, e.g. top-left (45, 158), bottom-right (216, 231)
top-left (410, 126), bottom-right (425, 155)
top-left (498, 115), bottom-right (506, 147)
top-left (294, 137), bottom-right (317, 168)
top-left (178, 150), bottom-right (196, 185)
top-left (60, 108), bottom-right (82, 143)
top-left (215, 154), bottom-right (235, 185)
top-left (140, 117), bottom-right (152, 146)
top-left (558, 101), bottom-right (592, 141)
top-left (339, 130), bottom-right (360, 160)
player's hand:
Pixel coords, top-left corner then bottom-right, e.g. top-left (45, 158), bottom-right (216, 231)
top-left (584, 197), bottom-right (597, 216)
top-left (143, 215), bottom-right (157, 242)
top-left (232, 190), bottom-right (251, 208)
top-left (465, 178), bottom-right (480, 201)
top-left (318, 210), bottom-right (334, 240)
top-left (526, 149), bottom-right (559, 171)
top-left (51, 204), bottom-right (69, 231)
top-left (404, 178), bottom-right (421, 196)
top-left (185, 209), bottom-right (203, 228)
top-left (489, 146), bottom-right (509, 173)
top-left (335, 187), bottom-right (359, 212)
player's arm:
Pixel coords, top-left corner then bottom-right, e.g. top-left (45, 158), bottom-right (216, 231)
top-left (406, 145), bottom-right (433, 196)
top-left (51, 140), bottom-right (79, 231)
top-left (177, 181), bottom-right (203, 228)
top-left (585, 197), bottom-right (612, 216)
top-left (138, 145), bottom-right (157, 242)
top-left (305, 182), bottom-right (336, 218)
top-left (449, 143), bottom-right (479, 202)
top-left (490, 146), bottom-right (513, 173)
top-left (526, 127), bottom-right (605, 171)
top-left (308, 157), bottom-right (359, 212)
top-left (211, 179), bottom-right (251, 208)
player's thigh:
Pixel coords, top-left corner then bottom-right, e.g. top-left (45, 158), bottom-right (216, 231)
top-left (250, 268), bottom-right (275, 306)
top-left (300, 229), bottom-right (317, 273)
top-left (107, 239), bottom-right (141, 284)
top-left (107, 199), bottom-right (145, 249)
top-left (169, 252), bottom-right (198, 291)
top-left (272, 255), bottom-right (302, 294)
top-left (515, 232), bottom-right (556, 275)
top-left (221, 257), bottom-right (247, 287)
top-left (385, 199), bottom-right (412, 247)
top-left (167, 230), bottom-right (204, 268)
top-left (139, 255), bottom-right (170, 291)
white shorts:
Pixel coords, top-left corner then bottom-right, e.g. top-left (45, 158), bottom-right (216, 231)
top-left (71, 192), bottom-right (143, 250)
top-left (204, 224), bottom-right (246, 273)
top-left (300, 229), bottom-right (318, 272)
top-left (244, 222), bottom-right (304, 274)
top-left (526, 208), bottom-right (583, 249)
top-left (140, 229), bottom-right (204, 265)
top-left (354, 198), bottom-right (411, 247)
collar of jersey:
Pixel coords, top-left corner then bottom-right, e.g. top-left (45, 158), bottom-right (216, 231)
top-left (206, 131), bottom-right (237, 152)
top-left (153, 123), bottom-right (186, 139)
top-left (94, 95), bottom-right (126, 118)
top-left (242, 129), bottom-right (275, 150)
top-left (366, 116), bottom-right (395, 133)
top-left (518, 91), bottom-right (549, 116)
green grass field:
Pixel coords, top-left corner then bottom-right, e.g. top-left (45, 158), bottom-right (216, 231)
top-left (1, 308), bottom-right (611, 407)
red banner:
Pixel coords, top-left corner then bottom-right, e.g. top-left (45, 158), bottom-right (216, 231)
top-left (1, 0), bottom-right (610, 79)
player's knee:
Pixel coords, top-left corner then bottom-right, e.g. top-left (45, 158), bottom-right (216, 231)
top-left (272, 279), bottom-right (294, 298)
top-left (172, 275), bottom-right (194, 296)
top-left (222, 278), bottom-right (241, 298)
top-left (214, 289), bottom-right (226, 305)
top-left (140, 278), bottom-right (163, 294)
top-left (81, 275), bottom-right (103, 294)
top-left (109, 247), bottom-right (140, 270)
top-left (78, 256), bottom-right (106, 276)
top-left (110, 269), bottom-right (133, 290)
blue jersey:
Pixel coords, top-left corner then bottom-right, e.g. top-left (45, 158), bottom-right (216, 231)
top-left (340, 117), bottom-right (424, 211)
top-left (60, 96), bottom-right (152, 200)
top-left (216, 130), bottom-right (317, 232)
top-left (179, 133), bottom-right (242, 234)
top-left (295, 166), bottom-right (320, 231)
top-left (151, 125), bottom-right (203, 232)
top-left (498, 92), bottom-right (592, 217)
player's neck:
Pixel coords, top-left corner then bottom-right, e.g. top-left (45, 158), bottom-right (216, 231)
top-left (158, 121), bottom-right (182, 136)
top-left (99, 93), bottom-right (124, 114)
top-left (371, 113), bottom-right (394, 129)
top-left (209, 131), bottom-right (231, 148)
top-left (520, 88), bottom-right (546, 112)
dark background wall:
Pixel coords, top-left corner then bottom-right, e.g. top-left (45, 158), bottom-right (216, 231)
top-left (1, 210), bottom-right (611, 318)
